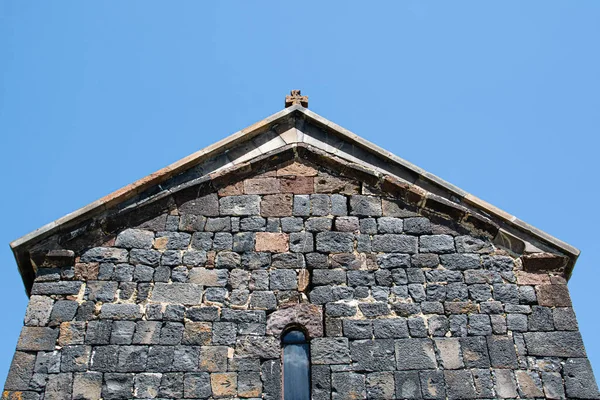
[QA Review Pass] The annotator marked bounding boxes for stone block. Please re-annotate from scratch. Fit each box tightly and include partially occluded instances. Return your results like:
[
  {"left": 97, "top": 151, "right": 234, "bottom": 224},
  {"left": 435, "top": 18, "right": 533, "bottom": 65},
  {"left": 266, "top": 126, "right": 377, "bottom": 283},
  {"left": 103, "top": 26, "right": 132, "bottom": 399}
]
[
  {"left": 220, "top": 195, "right": 261, "bottom": 215},
  {"left": 4, "top": 352, "right": 36, "bottom": 390},
  {"left": 434, "top": 338, "right": 463, "bottom": 370},
  {"left": 440, "top": 253, "right": 480, "bottom": 270},
  {"left": 515, "top": 370, "right": 544, "bottom": 398},
  {"left": 524, "top": 331, "right": 586, "bottom": 357},
  {"left": 289, "top": 232, "right": 314, "bottom": 253},
  {"left": 115, "top": 229, "right": 154, "bottom": 249},
  {"left": 419, "top": 370, "right": 446, "bottom": 399},
  {"left": 394, "top": 371, "right": 421, "bottom": 399},
  {"left": 81, "top": 247, "right": 128, "bottom": 263},
  {"left": 493, "top": 369, "right": 518, "bottom": 398},
  {"left": 350, "top": 195, "right": 382, "bottom": 216},
  {"left": 270, "top": 269, "right": 297, "bottom": 290},
  {"left": 134, "top": 373, "right": 162, "bottom": 399},
  {"left": 159, "top": 321, "right": 183, "bottom": 345},
  {"left": 150, "top": 282, "right": 203, "bottom": 305},
  {"left": 460, "top": 337, "right": 490, "bottom": 368},
  {"left": 280, "top": 216, "right": 304, "bottom": 232},
  {"left": 198, "top": 346, "right": 228, "bottom": 372},
  {"left": 395, "top": 338, "right": 437, "bottom": 370},
  {"left": 541, "top": 371, "right": 566, "bottom": 400},
  {"left": 24, "top": 295, "right": 54, "bottom": 327},
  {"left": 280, "top": 175, "right": 314, "bottom": 194},
  {"left": 244, "top": 178, "right": 280, "bottom": 194},
  {"left": 419, "top": 235, "right": 455, "bottom": 253},
  {"left": 262, "top": 359, "right": 282, "bottom": 399},
  {"left": 215, "top": 251, "right": 241, "bottom": 269},
  {"left": 133, "top": 321, "right": 162, "bottom": 345},
  {"left": 250, "top": 291, "right": 277, "bottom": 310},
  {"left": 236, "top": 335, "right": 279, "bottom": 359},
  {"left": 73, "top": 371, "right": 102, "bottom": 400},
  {"left": 372, "top": 234, "right": 418, "bottom": 253},
  {"left": 31, "top": 281, "right": 83, "bottom": 295},
  {"left": 184, "top": 372, "right": 211, "bottom": 398},
  {"left": 325, "top": 302, "right": 357, "bottom": 317},
  {"left": 445, "top": 370, "right": 476, "bottom": 400},
  {"left": 343, "top": 319, "right": 372, "bottom": 339},
  {"left": 316, "top": 232, "right": 354, "bottom": 253},
  {"left": 158, "top": 372, "right": 184, "bottom": 398},
  {"left": 487, "top": 335, "right": 518, "bottom": 368},
  {"left": 102, "top": 373, "right": 134, "bottom": 399},
  {"left": 61, "top": 345, "right": 92, "bottom": 372},
  {"left": 536, "top": 284, "right": 572, "bottom": 307},
  {"left": 261, "top": 193, "right": 293, "bottom": 217},
  {"left": 312, "top": 337, "right": 351, "bottom": 364},
  {"left": 46, "top": 373, "right": 74, "bottom": 400},
  {"left": 331, "top": 372, "right": 366, "bottom": 400},
  {"left": 255, "top": 232, "right": 289, "bottom": 253},
  {"left": 293, "top": 194, "right": 310, "bottom": 216},
  {"left": 350, "top": 339, "right": 396, "bottom": 371},
  {"left": 17, "top": 327, "right": 58, "bottom": 351},
  {"left": 205, "top": 217, "right": 231, "bottom": 232},
  {"left": 564, "top": 358, "right": 600, "bottom": 399}
]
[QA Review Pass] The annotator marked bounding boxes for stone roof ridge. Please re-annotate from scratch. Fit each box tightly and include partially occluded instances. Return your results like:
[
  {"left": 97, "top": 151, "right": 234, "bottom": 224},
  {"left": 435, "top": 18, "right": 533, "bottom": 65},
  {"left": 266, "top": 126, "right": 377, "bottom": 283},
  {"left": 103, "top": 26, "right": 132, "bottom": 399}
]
[{"left": 10, "top": 104, "right": 580, "bottom": 284}]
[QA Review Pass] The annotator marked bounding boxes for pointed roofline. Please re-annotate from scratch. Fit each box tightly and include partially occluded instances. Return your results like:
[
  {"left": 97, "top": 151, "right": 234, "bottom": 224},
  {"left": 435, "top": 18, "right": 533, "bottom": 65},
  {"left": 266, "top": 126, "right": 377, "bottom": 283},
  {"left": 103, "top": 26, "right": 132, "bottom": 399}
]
[{"left": 10, "top": 105, "right": 580, "bottom": 288}]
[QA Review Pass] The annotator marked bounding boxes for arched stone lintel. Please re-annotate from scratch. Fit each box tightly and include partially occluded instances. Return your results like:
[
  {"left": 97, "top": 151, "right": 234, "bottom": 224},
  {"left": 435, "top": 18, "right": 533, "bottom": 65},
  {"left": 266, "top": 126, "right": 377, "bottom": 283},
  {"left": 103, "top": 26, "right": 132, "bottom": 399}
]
[{"left": 267, "top": 304, "right": 323, "bottom": 339}]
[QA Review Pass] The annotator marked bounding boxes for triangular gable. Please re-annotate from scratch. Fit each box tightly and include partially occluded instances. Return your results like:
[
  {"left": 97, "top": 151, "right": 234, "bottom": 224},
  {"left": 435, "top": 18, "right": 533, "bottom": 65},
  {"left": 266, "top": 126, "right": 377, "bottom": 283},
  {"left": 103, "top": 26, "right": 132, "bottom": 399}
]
[{"left": 11, "top": 105, "right": 579, "bottom": 293}]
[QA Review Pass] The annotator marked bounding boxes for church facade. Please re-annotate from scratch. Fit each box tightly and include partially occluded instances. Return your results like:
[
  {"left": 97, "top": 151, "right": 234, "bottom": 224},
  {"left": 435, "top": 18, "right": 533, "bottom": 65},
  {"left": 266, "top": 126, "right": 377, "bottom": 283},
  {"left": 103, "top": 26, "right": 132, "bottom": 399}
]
[{"left": 4, "top": 92, "right": 598, "bottom": 399}]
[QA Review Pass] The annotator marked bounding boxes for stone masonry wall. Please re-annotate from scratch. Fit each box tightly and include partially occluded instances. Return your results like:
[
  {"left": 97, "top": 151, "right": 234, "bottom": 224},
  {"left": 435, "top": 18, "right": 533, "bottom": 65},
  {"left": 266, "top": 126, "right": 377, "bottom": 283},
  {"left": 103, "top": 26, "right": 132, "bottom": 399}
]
[{"left": 3, "top": 159, "right": 599, "bottom": 399}]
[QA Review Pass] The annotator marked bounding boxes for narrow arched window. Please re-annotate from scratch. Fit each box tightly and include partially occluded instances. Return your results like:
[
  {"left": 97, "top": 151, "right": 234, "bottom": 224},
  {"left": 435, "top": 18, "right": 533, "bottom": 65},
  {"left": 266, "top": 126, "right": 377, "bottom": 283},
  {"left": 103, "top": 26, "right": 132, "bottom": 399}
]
[{"left": 282, "top": 329, "right": 310, "bottom": 400}]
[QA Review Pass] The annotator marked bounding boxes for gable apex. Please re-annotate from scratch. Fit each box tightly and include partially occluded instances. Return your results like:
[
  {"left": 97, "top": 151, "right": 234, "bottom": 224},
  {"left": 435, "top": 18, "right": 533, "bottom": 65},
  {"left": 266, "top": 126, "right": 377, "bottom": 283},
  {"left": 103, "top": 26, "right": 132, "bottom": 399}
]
[{"left": 10, "top": 104, "right": 580, "bottom": 292}]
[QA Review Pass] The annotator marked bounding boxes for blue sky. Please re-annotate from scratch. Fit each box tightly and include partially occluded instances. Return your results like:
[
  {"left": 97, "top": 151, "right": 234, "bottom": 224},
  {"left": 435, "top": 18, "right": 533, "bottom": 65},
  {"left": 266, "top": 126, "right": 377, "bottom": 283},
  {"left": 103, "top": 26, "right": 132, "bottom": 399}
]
[{"left": 1, "top": 1, "right": 599, "bottom": 383}]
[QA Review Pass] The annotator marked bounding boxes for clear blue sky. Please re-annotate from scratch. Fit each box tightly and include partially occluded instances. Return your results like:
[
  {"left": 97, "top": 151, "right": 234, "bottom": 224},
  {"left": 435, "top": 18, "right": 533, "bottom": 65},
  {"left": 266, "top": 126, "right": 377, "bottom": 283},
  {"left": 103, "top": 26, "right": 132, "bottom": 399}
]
[{"left": 1, "top": 1, "right": 599, "bottom": 383}]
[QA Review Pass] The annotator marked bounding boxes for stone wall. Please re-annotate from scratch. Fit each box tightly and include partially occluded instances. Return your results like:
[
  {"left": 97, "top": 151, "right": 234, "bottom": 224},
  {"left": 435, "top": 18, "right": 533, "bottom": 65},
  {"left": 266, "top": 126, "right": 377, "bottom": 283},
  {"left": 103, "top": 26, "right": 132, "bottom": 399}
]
[{"left": 3, "top": 160, "right": 599, "bottom": 399}]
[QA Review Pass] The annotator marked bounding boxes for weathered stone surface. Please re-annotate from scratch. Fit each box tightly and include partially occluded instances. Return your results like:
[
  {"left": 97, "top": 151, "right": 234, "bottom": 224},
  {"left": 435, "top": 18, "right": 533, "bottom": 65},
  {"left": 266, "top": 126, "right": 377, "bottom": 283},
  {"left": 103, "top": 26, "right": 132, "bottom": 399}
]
[
  {"left": 312, "top": 337, "right": 351, "bottom": 364},
  {"left": 150, "top": 282, "right": 202, "bottom": 305},
  {"left": 4, "top": 351, "right": 36, "bottom": 390},
  {"left": 61, "top": 345, "right": 92, "bottom": 372},
  {"left": 350, "top": 195, "right": 382, "bottom": 216},
  {"left": 536, "top": 284, "right": 572, "bottom": 307},
  {"left": 434, "top": 338, "right": 463, "bottom": 370},
  {"left": 564, "top": 358, "right": 600, "bottom": 399},
  {"left": 255, "top": 232, "right": 289, "bottom": 253},
  {"left": 267, "top": 303, "right": 323, "bottom": 338},
  {"left": 236, "top": 335, "right": 279, "bottom": 359},
  {"left": 99, "top": 303, "right": 142, "bottom": 320},
  {"left": 331, "top": 372, "right": 366, "bottom": 400},
  {"left": 220, "top": 195, "right": 261, "bottom": 215},
  {"left": 524, "top": 331, "right": 586, "bottom": 357},
  {"left": 420, "top": 235, "right": 455, "bottom": 253},
  {"left": 24, "top": 295, "right": 54, "bottom": 327},
  {"left": 372, "top": 234, "right": 418, "bottom": 253},
  {"left": 199, "top": 346, "right": 228, "bottom": 372},
  {"left": 394, "top": 371, "right": 421, "bottom": 399},
  {"left": 102, "top": 372, "right": 134, "bottom": 399},
  {"left": 73, "top": 371, "right": 102, "bottom": 400},
  {"left": 31, "top": 281, "right": 83, "bottom": 295},
  {"left": 419, "top": 370, "right": 446, "bottom": 399},
  {"left": 444, "top": 370, "right": 476, "bottom": 400},
  {"left": 514, "top": 370, "right": 543, "bottom": 398},
  {"left": 115, "top": 229, "right": 154, "bottom": 249},
  {"left": 351, "top": 339, "right": 396, "bottom": 371},
  {"left": 46, "top": 373, "right": 74, "bottom": 400},
  {"left": 261, "top": 194, "right": 293, "bottom": 217},
  {"left": 395, "top": 339, "right": 437, "bottom": 370},
  {"left": 81, "top": 247, "right": 128, "bottom": 263},
  {"left": 17, "top": 327, "right": 58, "bottom": 351},
  {"left": 183, "top": 372, "right": 211, "bottom": 398}
]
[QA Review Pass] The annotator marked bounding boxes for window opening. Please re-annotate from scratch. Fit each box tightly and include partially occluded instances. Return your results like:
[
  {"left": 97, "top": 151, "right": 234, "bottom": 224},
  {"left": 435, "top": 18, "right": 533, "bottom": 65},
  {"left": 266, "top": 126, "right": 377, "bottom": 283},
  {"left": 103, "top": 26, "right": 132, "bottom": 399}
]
[{"left": 282, "top": 329, "right": 310, "bottom": 400}]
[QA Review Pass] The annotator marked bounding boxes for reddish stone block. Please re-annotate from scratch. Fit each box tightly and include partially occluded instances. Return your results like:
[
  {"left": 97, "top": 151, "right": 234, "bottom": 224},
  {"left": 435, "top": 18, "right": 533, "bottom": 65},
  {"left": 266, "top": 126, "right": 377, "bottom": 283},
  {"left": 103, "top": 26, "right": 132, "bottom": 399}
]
[
  {"left": 74, "top": 263, "right": 99, "bottom": 281},
  {"left": 314, "top": 172, "right": 360, "bottom": 194},
  {"left": 516, "top": 271, "right": 551, "bottom": 286},
  {"left": 218, "top": 181, "right": 244, "bottom": 197},
  {"left": 244, "top": 178, "right": 280, "bottom": 195},
  {"left": 277, "top": 162, "right": 318, "bottom": 177},
  {"left": 536, "top": 284, "right": 572, "bottom": 307},
  {"left": 255, "top": 233, "right": 289, "bottom": 253},
  {"left": 261, "top": 194, "right": 293, "bottom": 217},
  {"left": 521, "top": 253, "right": 568, "bottom": 272},
  {"left": 280, "top": 176, "right": 314, "bottom": 194}
]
